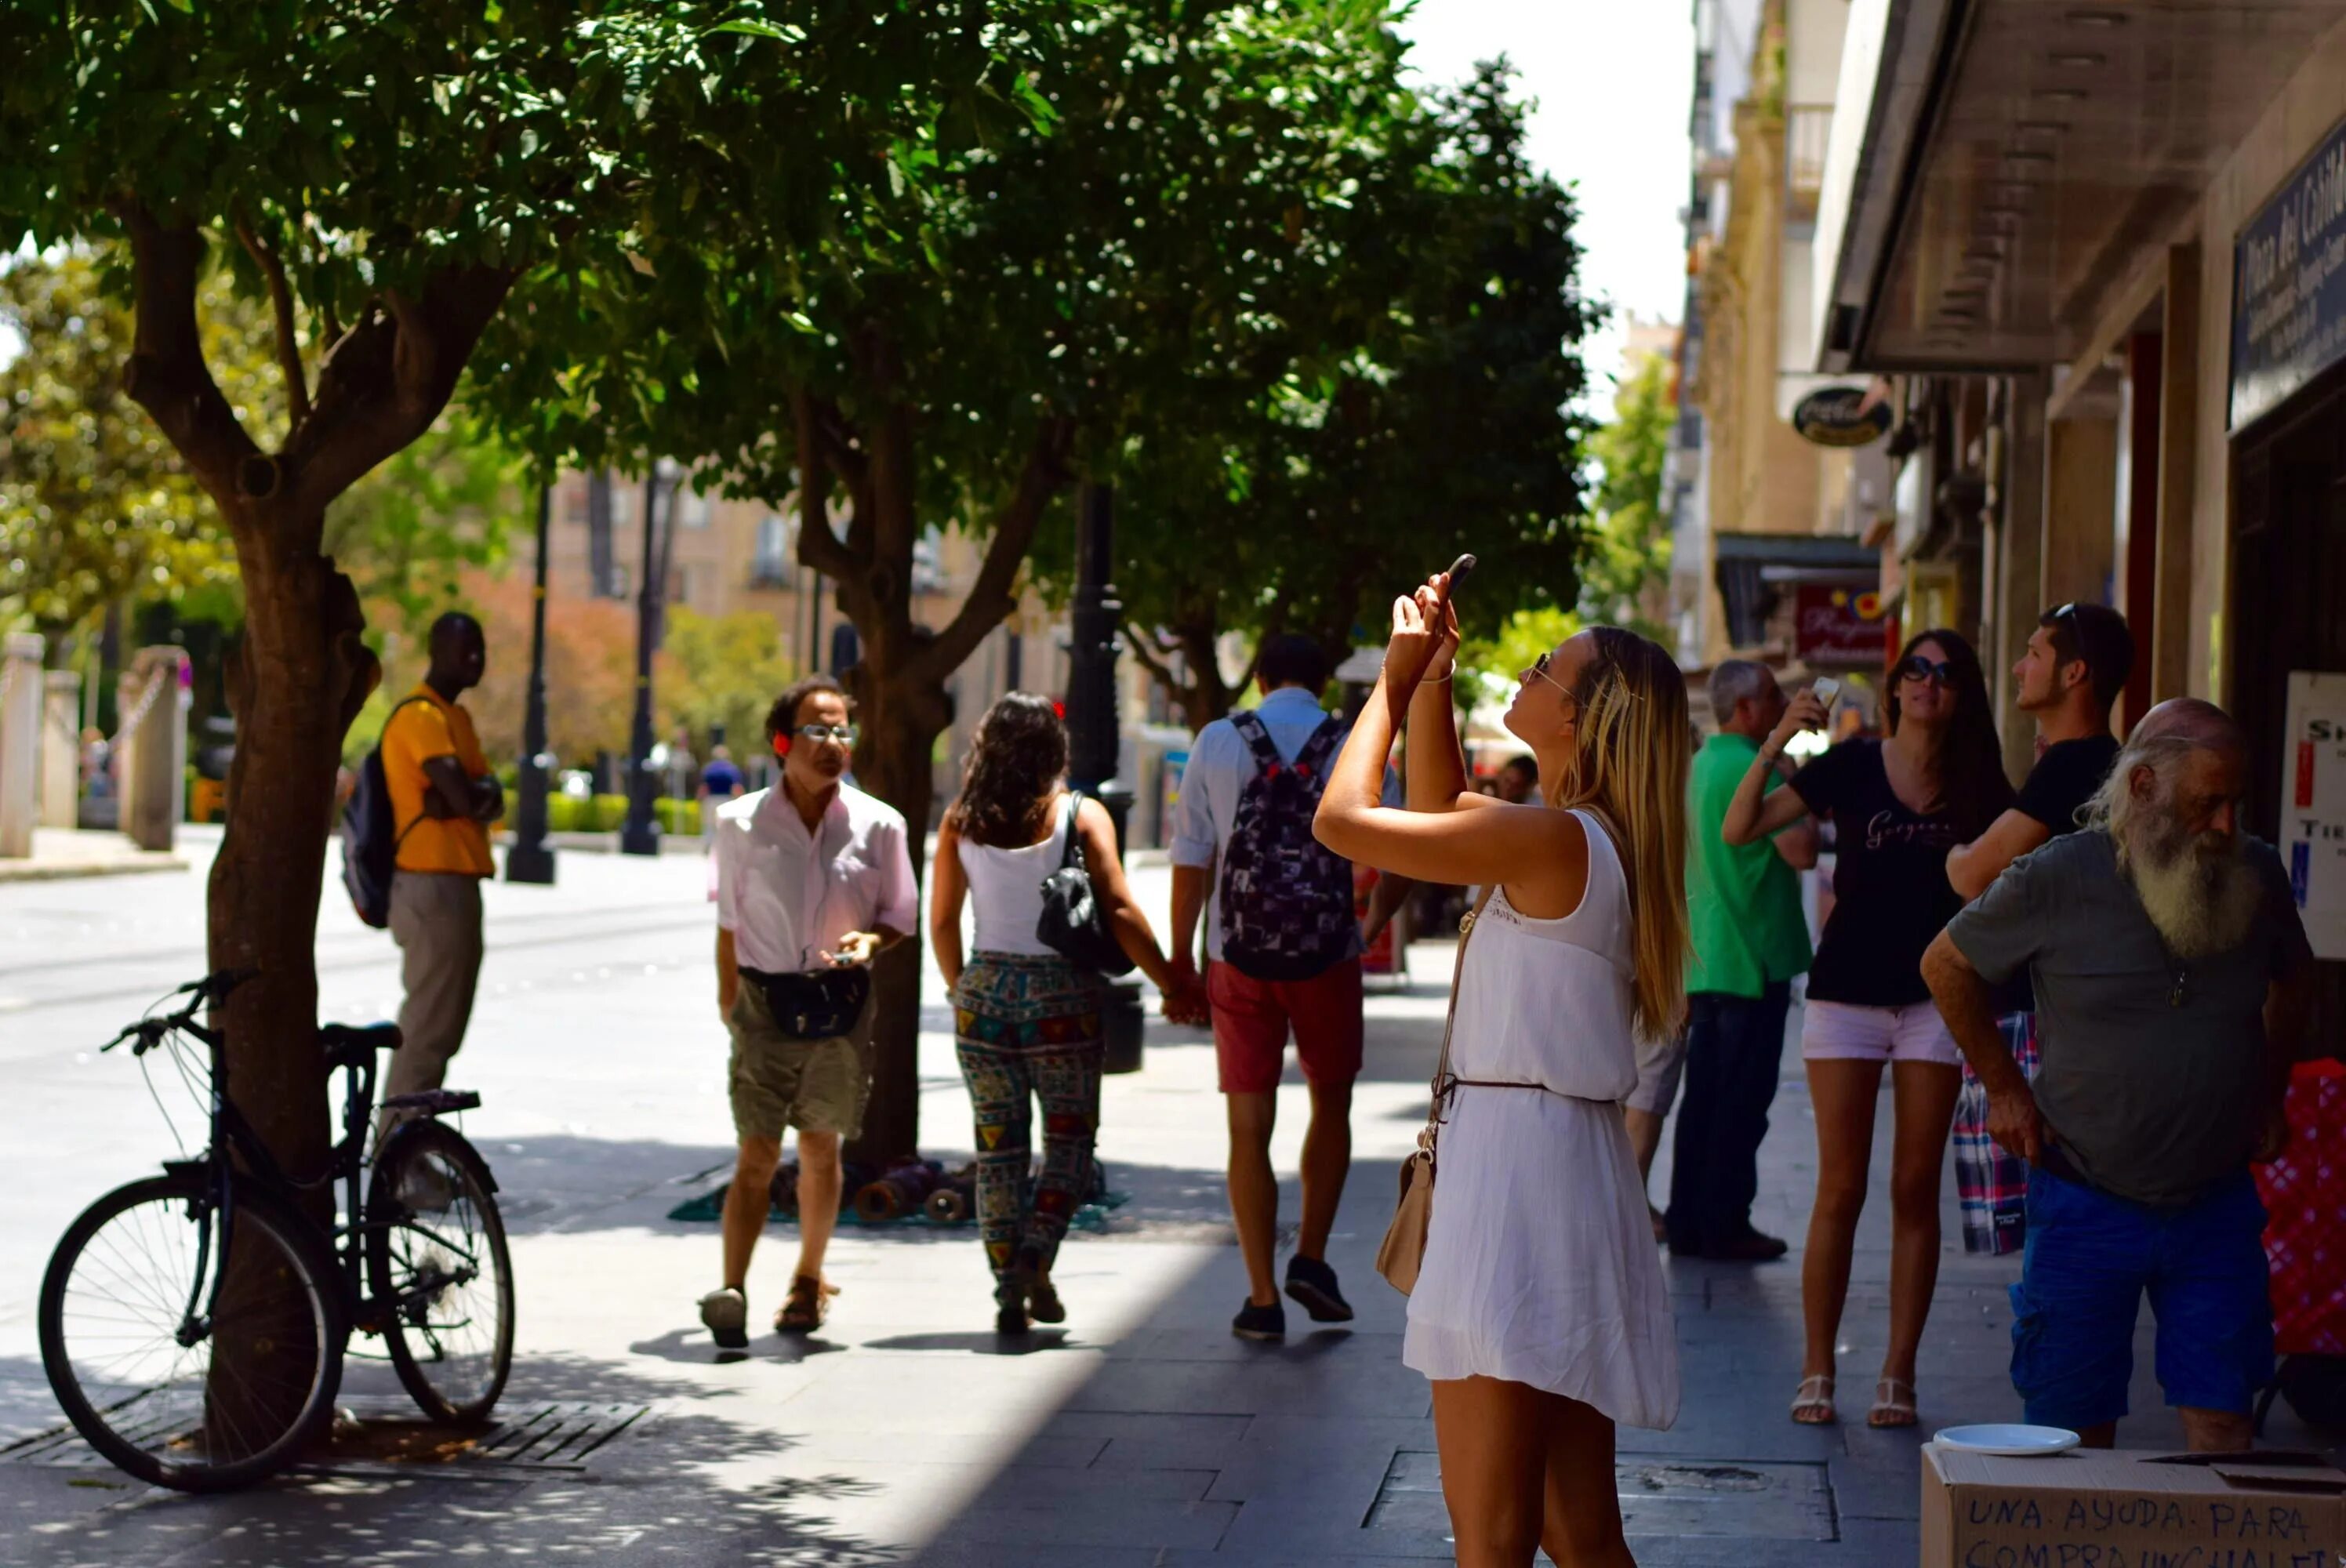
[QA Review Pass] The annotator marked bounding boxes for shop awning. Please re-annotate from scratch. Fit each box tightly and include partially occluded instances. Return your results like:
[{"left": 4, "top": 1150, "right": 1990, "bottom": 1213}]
[
  {"left": 1810, "top": 0, "right": 2346, "bottom": 375},
  {"left": 1713, "top": 533, "right": 1879, "bottom": 650}
]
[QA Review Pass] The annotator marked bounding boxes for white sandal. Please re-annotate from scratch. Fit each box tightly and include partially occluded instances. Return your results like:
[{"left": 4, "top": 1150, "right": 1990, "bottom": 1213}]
[
  {"left": 1868, "top": 1377, "right": 1917, "bottom": 1428},
  {"left": 1790, "top": 1374, "right": 1836, "bottom": 1425}
]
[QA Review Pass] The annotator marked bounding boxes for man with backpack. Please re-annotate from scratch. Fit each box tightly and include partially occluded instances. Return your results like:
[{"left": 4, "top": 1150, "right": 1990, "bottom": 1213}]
[
  {"left": 1168, "top": 633, "right": 1407, "bottom": 1341},
  {"left": 376, "top": 612, "right": 502, "bottom": 1110}
]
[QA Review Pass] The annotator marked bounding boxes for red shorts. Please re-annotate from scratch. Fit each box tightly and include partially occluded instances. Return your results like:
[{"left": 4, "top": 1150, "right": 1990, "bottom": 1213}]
[{"left": 1208, "top": 958, "right": 1364, "bottom": 1094}]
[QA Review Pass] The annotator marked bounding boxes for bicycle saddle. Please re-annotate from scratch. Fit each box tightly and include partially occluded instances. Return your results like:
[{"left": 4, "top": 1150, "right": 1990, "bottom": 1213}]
[{"left": 319, "top": 1022, "right": 404, "bottom": 1071}]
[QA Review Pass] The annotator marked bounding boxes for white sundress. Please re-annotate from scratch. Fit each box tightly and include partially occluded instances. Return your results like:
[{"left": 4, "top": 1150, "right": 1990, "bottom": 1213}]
[{"left": 1401, "top": 809, "right": 1681, "bottom": 1431}]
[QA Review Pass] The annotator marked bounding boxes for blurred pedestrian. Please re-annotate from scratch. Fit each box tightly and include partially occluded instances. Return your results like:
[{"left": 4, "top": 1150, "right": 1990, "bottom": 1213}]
[
  {"left": 1662, "top": 662, "right": 1817, "bottom": 1261},
  {"left": 1723, "top": 630, "right": 2013, "bottom": 1429},
  {"left": 699, "top": 676, "right": 917, "bottom": 1346},
  {"left": 929, "top": 694, "right": 1197, "bottom": 1334},
  {"left": 1924, "top": 699, "right": 2315, "bottom": 1451},
  {"left": 699, "top": 741, "right": 744, "bottom": 840},
  {"left": 378, "top": 612, "right": 502, "bottom": 1117},
  {"left": 1493, "top": 754, "right": 1538, "bottom": 804},
  {"left": 1168, "top": 633, "right": 1409, "bottom": 1341},
  {"left": 1317, "top": 575, "right": 1688, "bottom": 1568}
]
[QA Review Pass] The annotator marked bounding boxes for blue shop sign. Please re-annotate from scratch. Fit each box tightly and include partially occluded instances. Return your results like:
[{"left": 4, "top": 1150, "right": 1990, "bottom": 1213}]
[{"left": 2232, "top": 113, "right": 2346, "bottom": 432}]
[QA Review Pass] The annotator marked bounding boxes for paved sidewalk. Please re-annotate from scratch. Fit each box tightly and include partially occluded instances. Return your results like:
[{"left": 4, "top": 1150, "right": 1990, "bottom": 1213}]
[
  {"left": 0, "top": 826, "right": 186, "bottom": 884},
  {"left": 0, "top": 846, "right": 2331, "bottom": 1565}
]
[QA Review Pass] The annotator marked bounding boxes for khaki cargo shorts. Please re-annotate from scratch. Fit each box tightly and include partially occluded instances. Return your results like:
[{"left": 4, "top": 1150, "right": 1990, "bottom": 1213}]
[{"left": 726, "top": 981, "right": 872, "bottom": 1141}]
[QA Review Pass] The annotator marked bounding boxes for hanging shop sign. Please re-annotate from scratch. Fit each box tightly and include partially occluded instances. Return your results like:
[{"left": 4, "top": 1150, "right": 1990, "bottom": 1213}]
[
  {"left": 2231, "top": 112, "right": 2346, "bottom": 431},
  {"left": 2281, "top": 672, "right": 2346, "bottom": 961},
  {"left": 1795, "top": 585, "right": 1888, "bottom": 668},
  {"left": 1791, "top": 384, "right": 1894, "bottom": 448}
]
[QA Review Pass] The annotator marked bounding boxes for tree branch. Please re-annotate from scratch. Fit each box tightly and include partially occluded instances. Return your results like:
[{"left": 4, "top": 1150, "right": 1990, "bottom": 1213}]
[
  {"left": 112, "top": 203, "right": 261, "bottom": 512},
  {"left": 790, "top": 389, "right": 863, "bottom": 583},
  {"left": 234, "top": 212, "right": 310, "bottom": 430},
  {"left": 917, "top": 418, "right": 1075, "bottom": 683},
  {"left": 1122, "top": 619, "right": 1192, "bottom": 706}
]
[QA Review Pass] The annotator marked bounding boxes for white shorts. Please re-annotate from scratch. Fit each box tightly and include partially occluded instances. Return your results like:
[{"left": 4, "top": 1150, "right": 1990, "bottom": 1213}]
[{"left": 1799, "top": 999, "right": 1959, "bottom": 1066}]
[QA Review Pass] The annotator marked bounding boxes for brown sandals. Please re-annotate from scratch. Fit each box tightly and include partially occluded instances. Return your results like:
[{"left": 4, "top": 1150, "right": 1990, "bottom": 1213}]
[{"left": 775, "top": 1274, "right": 837, "bottom": 1334}]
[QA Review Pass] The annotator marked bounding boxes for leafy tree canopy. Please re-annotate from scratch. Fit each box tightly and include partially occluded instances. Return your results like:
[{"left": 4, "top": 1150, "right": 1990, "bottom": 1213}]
[{"left": 1051, "top": 61, "right": 1596, "bottom": 729}]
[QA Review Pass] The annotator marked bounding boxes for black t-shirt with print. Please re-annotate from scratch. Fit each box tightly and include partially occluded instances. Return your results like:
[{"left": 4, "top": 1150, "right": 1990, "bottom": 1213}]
[
  {"left": 2015, "top": 734, "right": 2121, "bottom": 837},
  {"left": 1789, "top": 739, "right": 1966, "bottom": 1008}
]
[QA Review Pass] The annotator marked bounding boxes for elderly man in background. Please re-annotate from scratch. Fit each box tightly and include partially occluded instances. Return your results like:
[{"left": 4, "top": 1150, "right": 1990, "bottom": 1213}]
[
  {"left": 1923, "top": 699, "right": 2314, "bottom": 1451},
  {"left": 1659, "top": 661, "right": 1818, "bottom": 1258}
]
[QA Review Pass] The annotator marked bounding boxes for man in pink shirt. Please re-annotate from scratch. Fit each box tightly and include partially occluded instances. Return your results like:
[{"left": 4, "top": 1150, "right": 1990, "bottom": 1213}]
[{"left": 699, "top": 676, "right": 917, "bottom": 1345}]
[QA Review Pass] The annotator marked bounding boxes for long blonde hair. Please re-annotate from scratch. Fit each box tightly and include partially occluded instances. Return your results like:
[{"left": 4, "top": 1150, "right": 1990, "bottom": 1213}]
[{"left": 1545, "top": 626, "right": 1691, "bottom": 1039}]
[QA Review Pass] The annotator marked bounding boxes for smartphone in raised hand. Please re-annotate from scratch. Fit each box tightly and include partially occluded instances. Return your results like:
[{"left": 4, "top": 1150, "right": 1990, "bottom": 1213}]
[
  {"left": 1441, "top": 554, "right": 1477, "bottom": 601},
  {"left": 1810, "top": 676, "right": 1841, "bottom": 709}
]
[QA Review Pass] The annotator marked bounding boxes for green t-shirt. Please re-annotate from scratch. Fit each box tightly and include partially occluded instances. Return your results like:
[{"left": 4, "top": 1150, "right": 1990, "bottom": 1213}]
[{"left": 1686, "top": 732, "right": 1813, "bottom": 997}]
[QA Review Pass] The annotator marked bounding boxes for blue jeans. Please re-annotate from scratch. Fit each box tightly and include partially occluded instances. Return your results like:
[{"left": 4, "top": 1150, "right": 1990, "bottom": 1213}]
[
  {"left": 2010, "top": 1167, "right": 2274, "bottom": 1428},
  {"left": 1664, "top": 984, "right": 1792, "bottom": 1252}
]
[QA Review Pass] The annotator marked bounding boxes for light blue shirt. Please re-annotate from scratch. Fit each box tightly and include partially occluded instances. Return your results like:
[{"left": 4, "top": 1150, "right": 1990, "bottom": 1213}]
[{"left": 1169, "top": 686, "right": 1393, "bottom": 961}]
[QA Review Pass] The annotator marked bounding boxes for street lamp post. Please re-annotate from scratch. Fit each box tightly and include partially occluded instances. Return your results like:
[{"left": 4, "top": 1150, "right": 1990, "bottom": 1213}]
[
  {"left": 506, "top": 483, "right": 557, "bottom": 884},
  {"left": 621, "top": 466, "right": 666, "bottom": 857},
  {"left": 1064, "top": 480, "right": 1142, "bottom": 1073}
]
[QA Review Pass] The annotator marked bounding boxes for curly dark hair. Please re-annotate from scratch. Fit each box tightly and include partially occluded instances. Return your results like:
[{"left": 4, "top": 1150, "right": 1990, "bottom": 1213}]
[
  {"left": 1886, "top": 627, "right": 2014, "bottom": 837},
  {"left": 950, "top": 692, "right": 1069, "bottom": 848}
]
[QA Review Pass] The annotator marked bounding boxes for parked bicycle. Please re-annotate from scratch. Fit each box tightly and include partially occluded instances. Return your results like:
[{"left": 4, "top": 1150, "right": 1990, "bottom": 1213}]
[{"left": 38, "top": 968, "right": 514, "bottom": 1491}]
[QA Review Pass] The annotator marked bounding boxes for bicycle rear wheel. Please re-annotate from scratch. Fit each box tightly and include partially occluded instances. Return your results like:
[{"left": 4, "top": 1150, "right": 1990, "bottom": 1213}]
[
  {"left": 365, "top": 1123, "right": 514, "bottom": 1423},
  {"left": 39, "top": 1175, "right": 343, "bottom": 1491}
]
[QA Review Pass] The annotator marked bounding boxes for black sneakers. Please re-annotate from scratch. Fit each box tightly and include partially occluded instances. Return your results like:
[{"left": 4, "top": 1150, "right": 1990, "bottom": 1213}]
[
  {"left": 1284, "top": 1255, "right": 1355, "bottom": 1323},
  {"left": 1231, "top": 1299, "right": 1287, "bottom": 1341}
]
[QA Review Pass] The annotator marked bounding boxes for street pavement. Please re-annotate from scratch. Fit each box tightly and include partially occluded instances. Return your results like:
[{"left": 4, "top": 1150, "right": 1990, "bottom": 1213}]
[{"left": 0, "top": 830, "right": 2331, "bottom": 1565}]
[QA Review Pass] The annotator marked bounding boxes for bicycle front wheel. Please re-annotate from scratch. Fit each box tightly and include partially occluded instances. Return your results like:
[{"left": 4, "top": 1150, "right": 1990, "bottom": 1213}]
[
  {"left": 365, "top": 1123, "right": 514, "bottom": 1423},
  {"left": 38, "top": 1175, "right": 344, "bottom": 1491}
]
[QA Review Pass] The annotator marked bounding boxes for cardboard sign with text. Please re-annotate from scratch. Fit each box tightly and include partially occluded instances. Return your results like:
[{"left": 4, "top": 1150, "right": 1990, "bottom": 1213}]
[{"left": 1922, "top": 1445, "right": 2346, "bottom": 1567}]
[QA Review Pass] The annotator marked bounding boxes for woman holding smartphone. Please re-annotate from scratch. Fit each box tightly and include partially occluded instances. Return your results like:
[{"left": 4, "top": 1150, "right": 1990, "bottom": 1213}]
[
  {"left": 1317, "top": 575, "right": 1689, "bottom": 1568},
  {"left": 1721, "top": 631, "right": 2013, "bottom": 1430},
  {"left": 929, "top": 693, "right": 1190, "bottom": 1334}
]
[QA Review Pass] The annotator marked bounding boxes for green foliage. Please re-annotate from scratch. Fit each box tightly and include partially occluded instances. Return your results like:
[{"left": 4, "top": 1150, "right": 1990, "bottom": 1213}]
[
  {"left": 653, "top": 797, "right": 701, "bottom": 836},
  {"left": 329, "top": 414, "right": 525, "bottom": 641},
  {"left": 656, "top": 606, "right": 795, "bottom": 760},
  {"left": 1062, "top": 62, "right": 1596, "bottom": 727},
  {"left": 0, "top": 252, "right": 260, "bottom": 633},
  {"left": 1577, "top": 352, "right": 1676, "bottom": 641}
]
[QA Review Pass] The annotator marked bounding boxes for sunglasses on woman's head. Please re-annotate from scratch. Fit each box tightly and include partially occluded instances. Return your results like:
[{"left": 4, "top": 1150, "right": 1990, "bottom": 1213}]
[{"left": 1896, "top": 655, "right": 1956, "bottom": 687}]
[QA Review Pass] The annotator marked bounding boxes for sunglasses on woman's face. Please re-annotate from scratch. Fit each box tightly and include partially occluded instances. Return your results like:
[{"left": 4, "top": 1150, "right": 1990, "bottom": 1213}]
[
  {"left": 1896, "top": 655, "right": 1956, "bottom": 688},
  {"left": 1523, "top": 649, "right": 1576, "bottom": 704}
]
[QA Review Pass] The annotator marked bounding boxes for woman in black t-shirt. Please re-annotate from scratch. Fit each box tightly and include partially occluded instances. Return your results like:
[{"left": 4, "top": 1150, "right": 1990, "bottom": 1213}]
[{"left": 1721, "top": 630, "right": 2014, "bottom": 1432}]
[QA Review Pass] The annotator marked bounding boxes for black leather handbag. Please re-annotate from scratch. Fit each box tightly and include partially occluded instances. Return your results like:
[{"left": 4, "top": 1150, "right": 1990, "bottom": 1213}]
[
  {"left": 1035, "top": 794, "right": 1137, "bottom": 978},
  {"left": 743, "top": 965, "right": 872, "bottom": 1040}
]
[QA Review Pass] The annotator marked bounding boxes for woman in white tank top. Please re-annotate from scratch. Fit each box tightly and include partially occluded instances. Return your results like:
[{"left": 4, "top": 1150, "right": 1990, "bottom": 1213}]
[
  {"left": 929, "top": 694, "right": 1189, "bottom": 1335},
  {"left": 1316, "top": 575, "right": 1693, "bottom": 1568}
]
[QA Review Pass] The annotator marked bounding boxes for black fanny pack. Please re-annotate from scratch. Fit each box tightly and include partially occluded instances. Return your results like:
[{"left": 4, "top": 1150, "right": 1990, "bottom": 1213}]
[{"left": 742, "top": 965, "right": 871, "bottom": 1040}]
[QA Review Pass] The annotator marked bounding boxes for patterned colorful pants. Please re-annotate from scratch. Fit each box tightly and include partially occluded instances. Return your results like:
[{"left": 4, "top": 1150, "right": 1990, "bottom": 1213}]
[{"left": 953, "top": 954, "right": 1105, "bottom": 1301}]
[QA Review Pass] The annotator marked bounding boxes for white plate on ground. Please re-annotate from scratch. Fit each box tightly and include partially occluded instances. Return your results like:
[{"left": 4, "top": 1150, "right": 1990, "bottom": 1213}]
[{"left": 1933, "top": 1425, "right": 2080, "bottom": 1457}]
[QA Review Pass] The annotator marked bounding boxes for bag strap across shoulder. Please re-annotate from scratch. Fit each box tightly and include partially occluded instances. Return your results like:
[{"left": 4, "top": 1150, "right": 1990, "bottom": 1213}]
[
  {"left": 1418, "top": 884, "right": 1498, "bottom": 1167},
  {"left": 380, "top": 694, "right": 440, "bottom": 848},
  {"left": 1055, "top": 790, "right": 1085, "bottom": 872}
]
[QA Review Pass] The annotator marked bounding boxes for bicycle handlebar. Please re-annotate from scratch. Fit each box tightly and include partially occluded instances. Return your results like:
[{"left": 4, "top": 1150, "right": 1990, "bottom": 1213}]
[{"left": 104, "top": 969, "right": 259, "bottom": 1053}]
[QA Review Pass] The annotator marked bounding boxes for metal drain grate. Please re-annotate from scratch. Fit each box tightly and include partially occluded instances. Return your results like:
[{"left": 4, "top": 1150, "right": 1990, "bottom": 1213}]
[{"left": 2, "top": 1399, "right": 656, "bottom": 1481}]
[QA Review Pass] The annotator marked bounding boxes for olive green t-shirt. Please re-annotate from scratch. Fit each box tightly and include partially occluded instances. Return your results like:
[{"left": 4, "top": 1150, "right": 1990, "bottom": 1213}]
[
  {"left": 1945, "top": 829, "right": 2312, "bottom": 1208},
  {"left": 1686, "top": 733, "right": 1813, "bottom": 997}
]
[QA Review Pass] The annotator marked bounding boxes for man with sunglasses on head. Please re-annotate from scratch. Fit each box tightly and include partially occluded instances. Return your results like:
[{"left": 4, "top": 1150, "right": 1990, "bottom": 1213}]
[
  {"left": 1946, "top": 602, "right": 2135, "bottom": 900},
  {"left": 699, "top": 674, "right": 917, "bottom": 1346}
]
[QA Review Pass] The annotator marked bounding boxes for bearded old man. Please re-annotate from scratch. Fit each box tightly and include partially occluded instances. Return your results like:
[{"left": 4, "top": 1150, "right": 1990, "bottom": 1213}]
[{"left": 1922, "top": 699, "right": 2315, "bottom": 1451}]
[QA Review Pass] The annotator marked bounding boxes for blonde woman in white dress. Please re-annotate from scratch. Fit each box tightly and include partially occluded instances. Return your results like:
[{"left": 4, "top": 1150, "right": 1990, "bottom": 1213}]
[{"left": 1316, "top": 575, "right": 1690, "bottom": 1568}]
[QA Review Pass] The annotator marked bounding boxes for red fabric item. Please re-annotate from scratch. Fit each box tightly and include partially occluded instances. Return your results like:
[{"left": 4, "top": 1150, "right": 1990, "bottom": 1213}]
[{"left": 2257, "top": 1061, "right": 2346, "bottom": 1356}]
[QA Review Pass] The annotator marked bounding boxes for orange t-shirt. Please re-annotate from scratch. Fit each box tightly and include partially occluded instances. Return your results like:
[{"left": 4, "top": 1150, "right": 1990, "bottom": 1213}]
[{"left": 380, "top": 684, "right": 494, "bottom": 877}]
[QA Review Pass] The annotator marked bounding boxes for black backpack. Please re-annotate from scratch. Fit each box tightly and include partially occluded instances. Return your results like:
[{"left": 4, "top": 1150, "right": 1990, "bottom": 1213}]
[
  {"left": 1218, "top": 710, "right": 1356, "bottom": 982},
  {"left": 341, "top": 695, "right": 434, "bottom": 929}
]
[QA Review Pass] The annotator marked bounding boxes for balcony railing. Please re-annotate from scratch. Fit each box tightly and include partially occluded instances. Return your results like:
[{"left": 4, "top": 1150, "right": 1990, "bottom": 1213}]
[{"left": 1785, "top": 103, "right": 1832, "bottom": 220}]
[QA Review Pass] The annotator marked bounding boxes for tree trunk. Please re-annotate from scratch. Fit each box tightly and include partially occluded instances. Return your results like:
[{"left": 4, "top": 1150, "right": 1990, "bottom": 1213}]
[
  {"left": 839, "top": 659, "right": 951, "bottom": 1167},
  {"left": 205, "top": 513, "right": 377, "bottom": 1448}
]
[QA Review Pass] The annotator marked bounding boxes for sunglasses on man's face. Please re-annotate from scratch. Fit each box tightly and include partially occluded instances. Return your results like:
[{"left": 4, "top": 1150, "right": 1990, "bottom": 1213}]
[
  {"left": 1896, "top": 655, "right": 1956, "bottom": 688},
  {"left": 794, "top": 724, "right": 859, "bottom": 746}
]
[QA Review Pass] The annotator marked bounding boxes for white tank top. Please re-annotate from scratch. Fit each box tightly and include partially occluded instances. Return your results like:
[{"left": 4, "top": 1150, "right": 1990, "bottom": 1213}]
[
  {"left": 957, "top": 794, "right": 1074, "bottom": 957},
  {"left": 1447, "top": 808, "right": 1640, "bottom": 1102}
]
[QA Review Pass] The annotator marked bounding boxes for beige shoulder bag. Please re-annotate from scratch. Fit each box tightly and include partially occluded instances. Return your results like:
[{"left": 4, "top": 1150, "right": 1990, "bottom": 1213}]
[{"left": 1375, "top": 885, "right": 1496, "bottom": 1295}]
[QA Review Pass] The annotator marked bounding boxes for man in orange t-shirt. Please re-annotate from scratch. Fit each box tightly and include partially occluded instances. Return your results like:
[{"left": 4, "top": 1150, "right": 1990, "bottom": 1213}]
[{"left": 378, "top": 612, "right": 502, "bottom": 1108}]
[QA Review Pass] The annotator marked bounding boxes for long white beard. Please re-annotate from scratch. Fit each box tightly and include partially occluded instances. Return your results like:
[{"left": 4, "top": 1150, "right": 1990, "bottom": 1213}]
[{"left": 2122, "top": 826, "right": 2261, "bottom": 960}]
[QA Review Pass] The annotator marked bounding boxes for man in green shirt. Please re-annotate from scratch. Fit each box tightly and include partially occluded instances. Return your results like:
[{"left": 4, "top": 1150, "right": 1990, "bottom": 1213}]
[{"left": 1664, "top": 661, "right": 1818, "bottom": 1260}]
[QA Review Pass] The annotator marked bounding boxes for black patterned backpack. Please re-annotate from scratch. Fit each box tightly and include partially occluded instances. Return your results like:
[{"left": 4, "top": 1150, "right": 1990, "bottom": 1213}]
[{"left": 1218, "top": 711, "right": 1356, "bottom": 982}]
